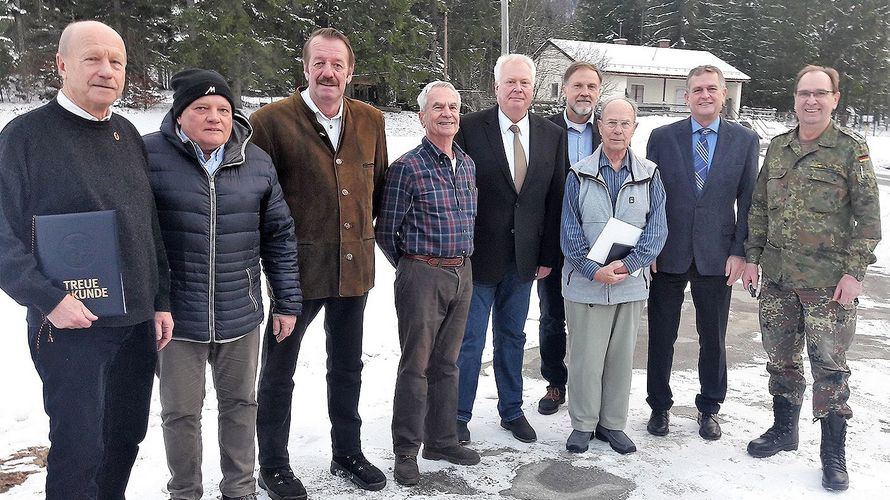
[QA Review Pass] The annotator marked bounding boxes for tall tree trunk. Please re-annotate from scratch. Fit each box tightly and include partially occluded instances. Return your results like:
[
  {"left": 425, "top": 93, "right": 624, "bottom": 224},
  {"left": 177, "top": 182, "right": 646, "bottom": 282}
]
[{"left": 13, "top": 0, "right": 25, "bottom": 53}]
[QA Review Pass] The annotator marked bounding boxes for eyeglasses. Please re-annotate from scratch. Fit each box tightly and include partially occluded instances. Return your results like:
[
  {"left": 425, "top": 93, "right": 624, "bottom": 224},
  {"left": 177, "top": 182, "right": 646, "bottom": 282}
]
[
  {"left": 602, "top": 120, "right": 634, "bottom": 130},
  {"left": 795, "top": 89, "right": 835, "bottom": 99}
]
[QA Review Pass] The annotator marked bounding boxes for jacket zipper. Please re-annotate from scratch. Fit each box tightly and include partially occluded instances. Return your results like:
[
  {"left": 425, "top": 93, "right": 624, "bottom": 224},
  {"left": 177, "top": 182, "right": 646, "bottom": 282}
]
[
  {"left": 190, "top": 117, "right": 250, "bottom": 343},
  {"left": 246, "top": 268, "right": 259, "bottom": 311},
  {"left": 208, "top": 175, "right": 217, "bottom": 342}
]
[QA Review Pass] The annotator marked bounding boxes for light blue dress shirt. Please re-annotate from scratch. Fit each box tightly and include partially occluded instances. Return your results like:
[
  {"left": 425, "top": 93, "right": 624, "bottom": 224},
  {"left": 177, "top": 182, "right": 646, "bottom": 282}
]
[
  {"left": 177, "top": 126, "right": 225, "bottom": 176},
  {"left": 565, "top": 110, "right": 595, "bottom": 165},
  {"left": 691, "top": 116, "right": 720, "bottom": 170}
]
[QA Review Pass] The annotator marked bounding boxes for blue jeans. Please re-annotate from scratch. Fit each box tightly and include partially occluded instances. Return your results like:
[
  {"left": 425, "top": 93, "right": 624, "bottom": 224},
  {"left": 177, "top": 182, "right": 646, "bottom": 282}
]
[{"left": 457, "top": 266, "right": 533, "bottom": 422}]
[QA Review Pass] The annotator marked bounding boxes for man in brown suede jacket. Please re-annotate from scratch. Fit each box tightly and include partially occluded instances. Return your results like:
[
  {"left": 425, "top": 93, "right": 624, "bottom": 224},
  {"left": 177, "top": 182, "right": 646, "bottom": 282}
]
[{"left": 249, "top": 27, "right": 388, "bottom": 499}]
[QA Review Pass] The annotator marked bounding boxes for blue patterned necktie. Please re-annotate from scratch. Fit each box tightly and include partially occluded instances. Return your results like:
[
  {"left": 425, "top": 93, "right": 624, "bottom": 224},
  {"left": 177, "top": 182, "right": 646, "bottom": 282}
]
[{"left": 694, "top": 128, "right": 713, "bottom": 192}]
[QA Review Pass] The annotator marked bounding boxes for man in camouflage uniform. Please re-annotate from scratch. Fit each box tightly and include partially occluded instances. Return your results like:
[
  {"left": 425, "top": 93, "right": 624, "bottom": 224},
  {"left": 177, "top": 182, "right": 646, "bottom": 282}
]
[{"left": 742, "top": 65, "right": 881, "bottom": 492}]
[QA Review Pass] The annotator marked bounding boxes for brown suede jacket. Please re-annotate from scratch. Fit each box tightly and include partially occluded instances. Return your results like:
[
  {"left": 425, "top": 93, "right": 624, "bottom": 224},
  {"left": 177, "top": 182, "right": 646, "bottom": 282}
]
[{"left": 250, "top": 90, "right": 387, "bottom": 300}]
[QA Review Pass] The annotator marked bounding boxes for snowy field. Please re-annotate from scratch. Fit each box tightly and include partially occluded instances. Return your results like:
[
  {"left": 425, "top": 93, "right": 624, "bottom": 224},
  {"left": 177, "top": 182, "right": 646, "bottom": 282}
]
[{"left": 0, "top": 101, "right": 889, "bottom": 499}]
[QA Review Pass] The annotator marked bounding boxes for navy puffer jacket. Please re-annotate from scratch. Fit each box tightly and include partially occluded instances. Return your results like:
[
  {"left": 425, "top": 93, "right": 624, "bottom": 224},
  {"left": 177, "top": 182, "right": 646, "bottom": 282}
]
[{"left": 144, "top": 110, "right": 302, "bottom": 342}]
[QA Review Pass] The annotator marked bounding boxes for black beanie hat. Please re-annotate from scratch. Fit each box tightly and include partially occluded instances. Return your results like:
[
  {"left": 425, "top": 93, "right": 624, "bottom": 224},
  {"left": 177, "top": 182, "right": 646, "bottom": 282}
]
[{"left": 171, "top": 68, "right": 235, "bottom": 118}]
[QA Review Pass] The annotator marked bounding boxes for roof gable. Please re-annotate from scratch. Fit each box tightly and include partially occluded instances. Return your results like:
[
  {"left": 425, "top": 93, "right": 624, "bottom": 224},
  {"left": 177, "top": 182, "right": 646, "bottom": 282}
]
[{"left": 545, "top": 39, "right": 750, "bottom": 81}]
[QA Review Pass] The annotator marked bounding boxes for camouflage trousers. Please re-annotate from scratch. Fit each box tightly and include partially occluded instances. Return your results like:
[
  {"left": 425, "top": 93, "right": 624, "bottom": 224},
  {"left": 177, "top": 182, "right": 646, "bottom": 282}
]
[{"left": 758, "top": 279, "right": 856, "bottom": 418}]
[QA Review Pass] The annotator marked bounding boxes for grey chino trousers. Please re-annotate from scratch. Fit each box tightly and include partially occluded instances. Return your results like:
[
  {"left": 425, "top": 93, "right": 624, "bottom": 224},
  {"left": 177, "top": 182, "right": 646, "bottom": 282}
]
[
  {"left": 565, "top": 300, "right": 644, "bottom": 432},
  {"left": 158, "top": 328, "right": 260, "bottom": 500},
  {"left": 392, "top": 258, "right": 473, "bottom": 455}
]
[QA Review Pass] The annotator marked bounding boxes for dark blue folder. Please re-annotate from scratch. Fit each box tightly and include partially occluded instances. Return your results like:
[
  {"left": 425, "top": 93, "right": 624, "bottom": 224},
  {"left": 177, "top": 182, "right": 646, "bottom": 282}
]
[{"left": 34, "top": 210, "right": 127, "bottom": 317}]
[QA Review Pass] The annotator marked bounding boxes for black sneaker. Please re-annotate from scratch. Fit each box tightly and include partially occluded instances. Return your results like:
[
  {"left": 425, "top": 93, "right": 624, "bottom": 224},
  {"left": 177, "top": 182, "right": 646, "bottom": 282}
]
[
  {"left": 258, "top": 466, "right": 307, "bottom": 500},
  {"left": 331, "top": 453, "right": 386, "bottom": 491},
  {"left": 500, "top": 415, "right": 537, "bottom": 443}
]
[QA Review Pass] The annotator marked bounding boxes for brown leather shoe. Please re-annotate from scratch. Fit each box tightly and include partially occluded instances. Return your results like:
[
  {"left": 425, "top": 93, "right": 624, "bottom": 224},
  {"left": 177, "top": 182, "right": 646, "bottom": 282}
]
[{"left": 537, "top": 386, "right": 566, "bottom": 415}]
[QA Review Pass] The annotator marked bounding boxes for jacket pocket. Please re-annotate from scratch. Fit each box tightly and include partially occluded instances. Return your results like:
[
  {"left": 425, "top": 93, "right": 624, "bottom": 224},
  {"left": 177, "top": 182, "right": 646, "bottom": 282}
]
[
  {"left": 246, "top": 268, "right": 259, "bottom": 312},
  {"left": 803, "top": 165, "right": 846, "bottom": 213},
  {"left": 766, "top": 167, "right": 788, "bottom": 210}
]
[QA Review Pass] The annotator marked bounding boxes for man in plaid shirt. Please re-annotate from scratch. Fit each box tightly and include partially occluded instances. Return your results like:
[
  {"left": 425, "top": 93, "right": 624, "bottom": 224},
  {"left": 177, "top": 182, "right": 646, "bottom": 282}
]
[{"left": 376, "top": 81, "right": 481, "bottom": 486}]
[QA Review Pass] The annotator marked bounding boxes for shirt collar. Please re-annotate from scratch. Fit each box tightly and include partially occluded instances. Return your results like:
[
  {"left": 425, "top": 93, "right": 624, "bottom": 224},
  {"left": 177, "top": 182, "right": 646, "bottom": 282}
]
[
  {"left": 421, "top": 136, "right": 449, "bottom": 158},
  {"left": 691, "top": 116, "right": 721, "bottom": 134},
  {"left": 57, "top": 90, "right": 113, "bottom": 121},
  {"left": 598, "top": 150, "right": 630, "bottom": 172},
  {"left": 421, "top": 136, "right": 468, "bottom": 163},
  {"left": 498, "top": 107, "right": 530, "bottom": 136},
  {"left": 788, "top": 121, "right": 839, "bottom": 149},
  {"left": 176, "top": 125, "right": 226, "bottom": 166},
  {"left": 564, "top": 109, "right": 595, "bottom": 133},
  {"left": 301, "top": 87, "right": 343, "bottom": 121}
]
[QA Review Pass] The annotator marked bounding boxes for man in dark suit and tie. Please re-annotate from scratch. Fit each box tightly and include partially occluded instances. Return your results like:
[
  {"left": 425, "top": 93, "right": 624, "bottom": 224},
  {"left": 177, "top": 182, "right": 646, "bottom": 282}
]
[
  {"left": 644, "top": 65, "right": 759, "bottom": 440},
  {"left": 537, "top": 61, "right": 603, "bottom": 416},
  {"left": 454, "top": 54, "right": 568, "bottom": 443}
]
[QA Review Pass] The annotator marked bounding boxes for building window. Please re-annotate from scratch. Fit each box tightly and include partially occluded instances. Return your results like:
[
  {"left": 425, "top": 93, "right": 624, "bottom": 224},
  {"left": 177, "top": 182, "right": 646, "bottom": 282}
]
[
  {"left": 551, "top": 83, "right": 559, "bottom": 98},
  {"left": 631, "top": 84, "right": 644, "bottom": 103}
]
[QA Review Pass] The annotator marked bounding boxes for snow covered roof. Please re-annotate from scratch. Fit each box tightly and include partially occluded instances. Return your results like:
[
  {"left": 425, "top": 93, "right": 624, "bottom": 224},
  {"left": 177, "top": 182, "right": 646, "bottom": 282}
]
[{"left": 545, "top": 39, "right": 750, "bottom": 81}]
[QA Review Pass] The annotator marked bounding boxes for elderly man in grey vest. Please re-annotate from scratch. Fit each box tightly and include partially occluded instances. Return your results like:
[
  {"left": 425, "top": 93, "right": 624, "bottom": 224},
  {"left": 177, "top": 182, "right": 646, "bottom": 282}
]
[{"left": 560, "top": 97, "right": 667, "bottom": 455}]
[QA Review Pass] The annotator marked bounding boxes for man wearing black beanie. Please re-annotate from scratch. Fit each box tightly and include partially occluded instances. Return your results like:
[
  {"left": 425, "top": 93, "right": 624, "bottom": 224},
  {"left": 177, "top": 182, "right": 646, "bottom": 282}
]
[
  {"left": 170, "top": 68, "right": 236, "bottom": 121},
  {"left": 145, "top": 68, "right": 302, "bottom": 500}
]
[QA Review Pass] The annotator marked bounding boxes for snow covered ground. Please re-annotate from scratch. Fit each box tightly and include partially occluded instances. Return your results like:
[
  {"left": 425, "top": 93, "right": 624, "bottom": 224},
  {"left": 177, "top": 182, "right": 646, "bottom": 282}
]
[{"left": 0, "top": 102, "right": 888, "bottom": 499}]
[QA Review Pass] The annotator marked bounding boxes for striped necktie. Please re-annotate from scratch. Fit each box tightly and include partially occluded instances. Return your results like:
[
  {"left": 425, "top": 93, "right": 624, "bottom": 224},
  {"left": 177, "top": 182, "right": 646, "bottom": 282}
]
[{"left": 694, "top": 128, "right": 713, "bottom": 192}]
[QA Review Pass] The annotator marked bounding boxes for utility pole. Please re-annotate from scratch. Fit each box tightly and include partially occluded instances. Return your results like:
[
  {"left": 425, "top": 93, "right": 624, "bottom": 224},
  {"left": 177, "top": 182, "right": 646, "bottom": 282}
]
[
  {"left": 444, "top": 9, "right": 449, "bottom": 79},
  {"left": 500, "top": 0, "right": 509, "bottom": 55}
]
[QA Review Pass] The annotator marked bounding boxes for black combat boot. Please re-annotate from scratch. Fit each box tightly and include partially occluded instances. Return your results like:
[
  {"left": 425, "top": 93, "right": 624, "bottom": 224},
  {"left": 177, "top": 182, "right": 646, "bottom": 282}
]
[
  {"left": 747, "top": 395, "right": 801, "bottom": 458},
  {"left": 820, "top": 413, "right": 849, "bottom": 491}
]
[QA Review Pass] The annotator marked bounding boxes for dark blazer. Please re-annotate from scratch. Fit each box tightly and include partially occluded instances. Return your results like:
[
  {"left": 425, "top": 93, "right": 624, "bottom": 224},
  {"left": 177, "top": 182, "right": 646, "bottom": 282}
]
[
  {"left": 646, "top": 117, "right": 759, "bottom": 276},
  {"left": 456, "top": 106, "right": 568, "bottom": 284},
  {"left": 547, "top": 111, "right": 601, "bottom": 170}
]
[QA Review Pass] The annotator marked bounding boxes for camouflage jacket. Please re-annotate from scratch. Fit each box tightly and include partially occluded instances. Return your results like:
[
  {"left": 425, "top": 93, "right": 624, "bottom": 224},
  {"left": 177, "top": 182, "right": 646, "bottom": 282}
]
[{"left": 745, "top": 121, "right": 881, "bottom": 287}]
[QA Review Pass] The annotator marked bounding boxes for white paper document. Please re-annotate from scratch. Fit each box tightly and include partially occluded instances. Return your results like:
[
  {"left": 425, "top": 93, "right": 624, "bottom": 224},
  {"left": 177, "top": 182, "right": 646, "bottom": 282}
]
[{"left": 586, "top": 217, "right": 643, "bottom": 266}]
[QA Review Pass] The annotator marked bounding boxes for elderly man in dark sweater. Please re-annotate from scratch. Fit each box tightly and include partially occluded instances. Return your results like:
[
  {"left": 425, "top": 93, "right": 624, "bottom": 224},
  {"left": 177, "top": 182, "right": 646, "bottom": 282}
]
[{"left": 0, "top": 21, "right": 172, "bottom": 500}]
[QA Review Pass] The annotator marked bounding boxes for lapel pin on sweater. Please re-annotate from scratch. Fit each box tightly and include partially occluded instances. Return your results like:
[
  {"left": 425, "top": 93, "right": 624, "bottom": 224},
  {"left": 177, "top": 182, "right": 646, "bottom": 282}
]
[{"left": 113, "top": 131, "right": 120, "bottom": 141}]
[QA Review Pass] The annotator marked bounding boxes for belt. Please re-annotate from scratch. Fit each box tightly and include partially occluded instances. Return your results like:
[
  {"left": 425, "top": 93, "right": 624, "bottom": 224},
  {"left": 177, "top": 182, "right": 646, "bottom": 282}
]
[{"left": 404, "top": 254, "right": 465, "bottom": 268}]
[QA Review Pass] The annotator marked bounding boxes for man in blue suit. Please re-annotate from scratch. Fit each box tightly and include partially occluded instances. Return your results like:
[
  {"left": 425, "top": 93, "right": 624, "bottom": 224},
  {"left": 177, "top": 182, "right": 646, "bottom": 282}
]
[{"left": 644, "top": 65, "right": 759, "bottom": 440}]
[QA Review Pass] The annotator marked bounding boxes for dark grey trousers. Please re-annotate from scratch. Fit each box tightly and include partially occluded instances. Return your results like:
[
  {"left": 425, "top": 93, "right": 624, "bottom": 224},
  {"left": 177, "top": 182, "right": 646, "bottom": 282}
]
[
  {"left": 158, "top": 329, "right": 260, "bottom": 500},
  {"left": 392, "top": 258, "right": 473, "bottom": 455}
]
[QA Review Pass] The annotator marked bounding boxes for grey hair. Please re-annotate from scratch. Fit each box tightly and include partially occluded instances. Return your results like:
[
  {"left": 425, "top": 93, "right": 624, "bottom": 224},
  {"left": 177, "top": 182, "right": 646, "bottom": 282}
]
[
  {"left": 686, "top": 64, "right": 726, "bottom": 89},
  {"left": 494, "top": 54, "right": 536, "bottom": 84},
  {"left": 599, "top": 96, "right": 639, "bottom": 120},
  {"left": 417, "top": 80, "right": 461, "bottom": 110}
]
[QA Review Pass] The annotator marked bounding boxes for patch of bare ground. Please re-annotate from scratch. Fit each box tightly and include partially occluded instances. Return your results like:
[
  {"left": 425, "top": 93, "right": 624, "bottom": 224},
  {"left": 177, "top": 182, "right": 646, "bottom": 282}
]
[{"left": 0, "top": 446, "right": 47, "bottom": 493}]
